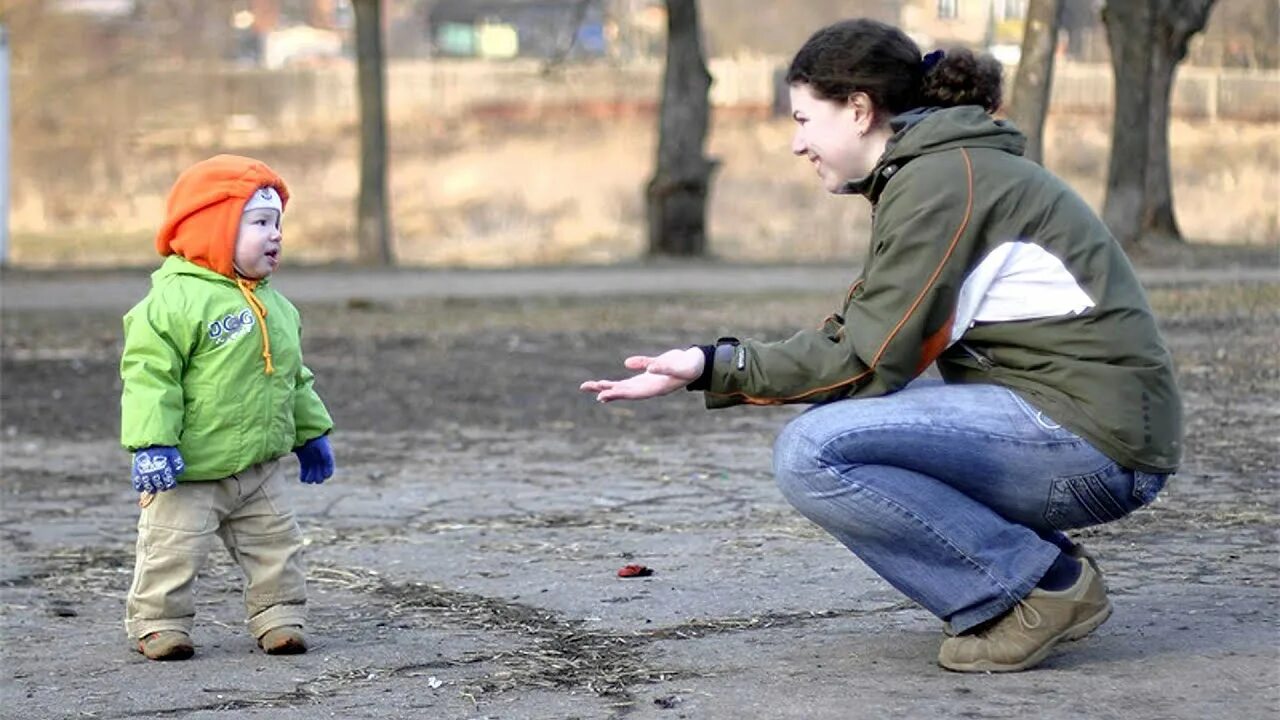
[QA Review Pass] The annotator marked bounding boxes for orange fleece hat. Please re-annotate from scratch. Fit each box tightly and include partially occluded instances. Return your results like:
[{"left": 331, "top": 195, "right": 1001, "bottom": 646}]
[{"left": 155, "top": 155, "right": 290, "bottom": 278}]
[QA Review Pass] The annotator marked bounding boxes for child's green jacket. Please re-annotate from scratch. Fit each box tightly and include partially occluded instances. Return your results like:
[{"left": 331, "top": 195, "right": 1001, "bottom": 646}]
[{"left": 121, "top": 255, "right": 333, "bottom": 480}]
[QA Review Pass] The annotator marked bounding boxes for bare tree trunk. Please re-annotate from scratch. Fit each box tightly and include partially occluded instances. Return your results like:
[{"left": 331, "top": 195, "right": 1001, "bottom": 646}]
[
  {"left": 1101, "top": 0, "right": 1155, "bottom": 249},
  {"left": 1007, "top": 0, "right": 1062, "bottom": 164},
  {"left": 646, "top": 0, "right": 715, "bottom": 257},
  {"left": 353, "top": 0, "right": 393, "bottom": 265},
  {"left": 1143, "top": 0, "right": 1218, "bottom": 243},
  {"left": 1142, "top": 40, "right": 1181, "bottom": 242}
]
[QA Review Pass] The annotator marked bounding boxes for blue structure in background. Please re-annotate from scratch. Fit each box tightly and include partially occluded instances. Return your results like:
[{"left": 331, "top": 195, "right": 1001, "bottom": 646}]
[{"left": 428, "top": 0, "right": 609, "bottom": 60}]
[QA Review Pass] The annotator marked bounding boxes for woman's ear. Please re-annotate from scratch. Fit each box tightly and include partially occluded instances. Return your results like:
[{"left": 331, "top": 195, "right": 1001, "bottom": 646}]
[{"left": 846, "top": 92, "right": 876, "bottom": 136}]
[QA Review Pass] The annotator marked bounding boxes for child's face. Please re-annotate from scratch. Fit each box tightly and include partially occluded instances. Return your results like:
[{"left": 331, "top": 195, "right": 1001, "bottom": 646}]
[{"left": 235, "top": 208, "right": 282, "bottom": 279}]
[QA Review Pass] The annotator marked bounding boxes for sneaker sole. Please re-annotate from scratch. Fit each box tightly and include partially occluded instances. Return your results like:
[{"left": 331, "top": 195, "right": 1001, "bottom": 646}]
[
  {"left": 939, "top": 600, "right": 1113, "bottom": 673},
  {"left": 1062, "top": 599, "right": 1112, "bottom": 641}
]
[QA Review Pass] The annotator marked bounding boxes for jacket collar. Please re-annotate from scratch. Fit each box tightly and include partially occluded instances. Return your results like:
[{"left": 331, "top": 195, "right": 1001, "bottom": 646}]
[{"left": 840, "top": 106, "right": 1026, "bottom": 204}]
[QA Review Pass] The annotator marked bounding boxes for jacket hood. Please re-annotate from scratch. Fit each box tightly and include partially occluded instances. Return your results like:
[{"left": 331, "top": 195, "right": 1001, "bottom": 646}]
[
  {"left": 844, "top": 106, "right": 1026, "bottom": 201},
  {"left": 155, "top": 155, "right": 289, "bottom": 278}
]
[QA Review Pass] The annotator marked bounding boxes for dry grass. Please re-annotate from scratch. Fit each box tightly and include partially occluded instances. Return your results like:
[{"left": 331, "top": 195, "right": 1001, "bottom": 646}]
[
  {"left": 305, "top": 562, "right": 913, "bottom": 699},
  {"left": 8, "top": 113, "right": 1278, "bottom": 269}
]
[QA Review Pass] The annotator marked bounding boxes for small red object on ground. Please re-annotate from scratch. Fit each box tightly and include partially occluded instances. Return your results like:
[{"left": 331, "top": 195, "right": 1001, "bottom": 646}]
[{"left": 617, "top": 564, "right": 653, "bottom": 577}]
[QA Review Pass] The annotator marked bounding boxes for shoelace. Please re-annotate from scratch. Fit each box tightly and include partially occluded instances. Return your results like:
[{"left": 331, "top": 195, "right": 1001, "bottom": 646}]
[
  {"left": 1012, "top": 599, "right": 1044, "bottom": 631},
  {"left": 975, "top": 598, "right": 1043, "bottom": 638}
]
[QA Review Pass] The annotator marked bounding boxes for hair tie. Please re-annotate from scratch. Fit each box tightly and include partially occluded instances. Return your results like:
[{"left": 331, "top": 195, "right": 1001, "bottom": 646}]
[{"left": 922, "top": 49, "right": 946, "bottom": 72}]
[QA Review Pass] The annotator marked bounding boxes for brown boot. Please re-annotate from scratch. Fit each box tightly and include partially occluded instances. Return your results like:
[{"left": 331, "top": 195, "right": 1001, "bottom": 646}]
[
  {"left": 941, "top": 543, "right": 1103, "bottom": 638},
  {"left": 938, "top": 559, "right": 1111, "bottom": 672},
  {"left": 137, "top": 630, "right": 194, "bottom": 661},
  {"left": 258, "top": 625, "right": 308, "bottom": 655}
]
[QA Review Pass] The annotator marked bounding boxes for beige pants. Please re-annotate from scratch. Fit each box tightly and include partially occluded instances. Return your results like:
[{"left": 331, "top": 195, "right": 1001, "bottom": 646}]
[{"left": 125, "top": 459, "right": 307, "bottom": 640}]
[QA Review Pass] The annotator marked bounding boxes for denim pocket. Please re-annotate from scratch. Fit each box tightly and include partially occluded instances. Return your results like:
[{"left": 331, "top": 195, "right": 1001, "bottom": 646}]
[
  {"left": 1044, "top": 463, "right": 1133, "bottom": 531},
  {"left": 1131, "top": 470, "right": 1167, "bottom": 505}
]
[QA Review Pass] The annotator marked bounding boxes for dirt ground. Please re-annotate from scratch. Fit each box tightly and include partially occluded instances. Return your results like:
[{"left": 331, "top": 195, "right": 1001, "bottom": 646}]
[{"left": 1, "top": 246, "right": 1277, "bottom": 719}]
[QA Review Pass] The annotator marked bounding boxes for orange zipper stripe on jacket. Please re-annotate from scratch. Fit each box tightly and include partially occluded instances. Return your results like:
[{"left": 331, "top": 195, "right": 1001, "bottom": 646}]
[{"left": 714, "top": 148, "right": 975, "bottom": 404}]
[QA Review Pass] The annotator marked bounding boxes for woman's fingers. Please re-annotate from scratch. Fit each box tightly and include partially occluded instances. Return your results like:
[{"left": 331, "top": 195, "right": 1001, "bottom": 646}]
[
  {"left": 581, "top": 350, "right": 691, "bottom": 402},
  {"left": 647, "top": 347, "right": 702, "bottom": 379},
  {"left": 597, "top": 381, "right": 654, "bottom": 402},
  {"left": 595, "top": 388, "right": 625, "bottom": 402},
  {"left": 583, "top": 371, "right": 686, "bottom": 402},
  {"left": 623, "top": 355, "right": 655, "bottom": 370}
]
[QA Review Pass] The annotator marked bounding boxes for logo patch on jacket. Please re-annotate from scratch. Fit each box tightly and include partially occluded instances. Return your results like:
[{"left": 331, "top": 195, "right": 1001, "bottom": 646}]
[{"left": 208, "top": 309, "right": 256, "bottom": 345}]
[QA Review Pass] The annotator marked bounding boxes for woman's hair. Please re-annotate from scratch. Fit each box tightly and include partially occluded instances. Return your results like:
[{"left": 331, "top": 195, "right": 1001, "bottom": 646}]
[{"left": 785, "top": 19, "right": 1004, "bottom": 116}]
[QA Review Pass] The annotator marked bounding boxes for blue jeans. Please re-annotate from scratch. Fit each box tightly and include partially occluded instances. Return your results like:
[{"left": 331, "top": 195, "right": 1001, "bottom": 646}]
[{"left": 772, "top": 381, "right": 1166, "bottom": 633}]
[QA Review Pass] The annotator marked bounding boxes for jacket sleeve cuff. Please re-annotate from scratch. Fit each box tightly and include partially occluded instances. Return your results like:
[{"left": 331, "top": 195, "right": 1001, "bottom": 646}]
[
  {"left": 293, "top": 428, "right": 332, "bottom": 451},
  {"left": 685, "top": 345, "right": 715, "bottom": 391}
]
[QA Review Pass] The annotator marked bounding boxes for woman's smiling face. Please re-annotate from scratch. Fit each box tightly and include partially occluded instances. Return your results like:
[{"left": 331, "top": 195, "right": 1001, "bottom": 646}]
[{"left": 788, "top": 82, "right": 880, "bottom": 193}]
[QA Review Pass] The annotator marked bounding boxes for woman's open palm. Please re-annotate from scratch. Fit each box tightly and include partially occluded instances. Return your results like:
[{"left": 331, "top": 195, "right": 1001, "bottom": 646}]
[{"left": 579, "top": 347, "right": 705, "bottom": 402}]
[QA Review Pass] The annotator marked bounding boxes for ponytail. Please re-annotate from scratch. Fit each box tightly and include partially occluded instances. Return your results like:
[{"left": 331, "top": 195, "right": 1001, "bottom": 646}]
[{"left": 920, "top": 48, "right": 1004, "bottom": 113}]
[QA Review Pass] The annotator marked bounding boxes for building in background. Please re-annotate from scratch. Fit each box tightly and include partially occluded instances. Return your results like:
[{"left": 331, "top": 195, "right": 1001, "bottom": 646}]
[
  {"left": 896, "top": 0, "right": 1153, "bottom": 65},
  {"left": 51, "top": 0, "right": 137, "bottom": 17},
  {"left": 899, "top": 0, "right": 1027, "bottom": 62},
  {"left": 427, "top": 0, "right": 613, "bottom": 60},
  {"left": 37, "top": 0, "right": 1279, "bottom": 69},
  {"left": 233, "top": 0, "right": 354, "bottom": 67}
]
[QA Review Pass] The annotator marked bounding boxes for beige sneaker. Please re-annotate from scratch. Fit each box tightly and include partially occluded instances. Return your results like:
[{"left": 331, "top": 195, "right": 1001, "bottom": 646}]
[
  {"left": 258, "top": 625, "right": 308, "bottom": 655},
  {"left": 1071, "top": 543, "right": 1103, "bottom": 583},
  {"left": 941, "top": 544, "right": 1102, "bottom": 638},
  {"left": 137, "top": 630, "right": 194, "bottom": 661},
  {"left": 937, "top": 559, "right": 1111, "bottom": 672}
]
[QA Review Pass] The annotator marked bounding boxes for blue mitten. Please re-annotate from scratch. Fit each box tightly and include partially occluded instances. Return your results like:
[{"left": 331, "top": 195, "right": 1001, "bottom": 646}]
[
  {"left": 132, "top": 446, "right": 185, "bottom": 493},
  {"left": 294, "top": 435, "right": 334, "bottom": 484}
]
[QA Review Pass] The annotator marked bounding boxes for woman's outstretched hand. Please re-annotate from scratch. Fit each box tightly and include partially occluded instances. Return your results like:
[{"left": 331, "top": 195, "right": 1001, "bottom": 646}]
[{"left": 579, "top": 347, "right": 706, "bottom": 402}]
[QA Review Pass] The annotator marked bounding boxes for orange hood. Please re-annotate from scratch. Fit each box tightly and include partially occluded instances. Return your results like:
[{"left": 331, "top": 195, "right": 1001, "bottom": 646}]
[{"left": 155, "top": 155, "right": 290, "bottom": 278}]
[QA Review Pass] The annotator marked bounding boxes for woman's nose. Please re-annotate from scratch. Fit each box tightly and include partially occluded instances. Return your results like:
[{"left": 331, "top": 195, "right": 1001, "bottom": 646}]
[{"left": 790, "top": 131, "right": 806, "bottom": 156}]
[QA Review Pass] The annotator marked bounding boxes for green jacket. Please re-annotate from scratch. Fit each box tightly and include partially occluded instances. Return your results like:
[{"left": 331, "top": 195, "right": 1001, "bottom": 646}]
[
  {"left": 120, "top": 255, "right": 333, "bottom": 480},
  {"left": 705, "top": 106, "right": 1182, "bottom": 473}
]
